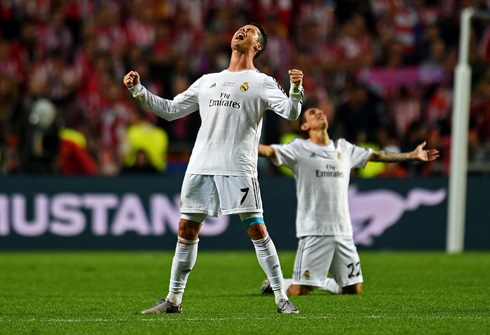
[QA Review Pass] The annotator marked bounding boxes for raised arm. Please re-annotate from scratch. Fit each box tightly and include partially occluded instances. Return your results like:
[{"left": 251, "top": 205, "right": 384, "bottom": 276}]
[
  {"left": 263, "top": 70, "right": 304, "bottom": 121},
  {"left": 123, "top": 71, "right": 199, "bottom": 122},
  {"left": 370, "top": 142, "right": 439, "bottom": 163},
  {"left": 258, "top": 144, "right": 275, "bottom": 158}
]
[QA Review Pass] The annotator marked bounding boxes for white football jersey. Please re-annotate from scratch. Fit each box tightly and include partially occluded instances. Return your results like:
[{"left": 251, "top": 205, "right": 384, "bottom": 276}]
[
  {"left": 270, "top": 138, "right": 373, "bottom": 237},
  {"left": 129, "top": 69, "right": 304, "bottom": 177}
]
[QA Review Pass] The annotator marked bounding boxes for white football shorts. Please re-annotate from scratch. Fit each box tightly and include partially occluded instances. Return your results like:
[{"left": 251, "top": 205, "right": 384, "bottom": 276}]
[
  {"left": 180, "top": 174, "right": 263, "bottom": 217},
  {"left": 292, "top": 235, "right": 363, "bottom": 288}
]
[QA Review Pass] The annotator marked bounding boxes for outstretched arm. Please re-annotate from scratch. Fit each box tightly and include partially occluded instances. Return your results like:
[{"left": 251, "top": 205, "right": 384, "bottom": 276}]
[
  {"left": 370, "top": 142, "right": 439, "bottom": 163},
  {"left": 123, "top": 71, "right": 199, "bottom": 122},
  {"left": 258, "top": 144, "right": 275, "bottom": 158}
]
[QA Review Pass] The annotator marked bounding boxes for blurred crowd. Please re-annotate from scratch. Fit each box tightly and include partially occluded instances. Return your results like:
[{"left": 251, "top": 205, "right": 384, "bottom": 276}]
[{"left": 1, "top": 0, "right": 490, "bottom": 177}]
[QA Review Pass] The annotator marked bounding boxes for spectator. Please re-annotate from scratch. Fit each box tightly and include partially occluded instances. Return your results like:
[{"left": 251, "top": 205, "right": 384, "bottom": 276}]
[
  {"left": 18, "top": 98, "right": 60, "bottom": 174},
  {"left": 389, "top": 86, "right": 422, "bottom": 139},
  {"left": 0, "top": 74, "right": 22, "bottom": 174},
  {"left": 0, "top": 39, "right": 25, "bottom": 86},
  {"left": 57, "top": 128, "right": 98, "bottom": 175},
  {"left": 122, "top": 109, "right": 169, "bottom": 173},
  {"left": 337, "top": 13, "right": 375, "bottom": 72},
  {"left": 336, "top": 85, "right": 381, "bottom": 144},
  {"left": 411, "top": 24, "right": 442, "bottom": 64},
  {"left": 421, "top": 38, "right": 447, "bottom": 67},
  {"left": 121, "top": 149, "right": 159, "bottom": 175},
  {"left": 39, "top": 8, "right": 73, "bottom": 58}
]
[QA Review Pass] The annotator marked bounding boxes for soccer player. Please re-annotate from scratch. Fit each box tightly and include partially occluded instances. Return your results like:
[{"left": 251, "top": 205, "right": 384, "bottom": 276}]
[
  {"left": 259, "top": 107, "right": 439, "bottom": 296},
  {"left": 124, "top": 23, "right": 304, "bottom": 314}
]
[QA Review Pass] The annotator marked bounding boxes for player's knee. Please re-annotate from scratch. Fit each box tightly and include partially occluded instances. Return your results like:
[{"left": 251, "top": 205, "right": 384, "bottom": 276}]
[
  {"left": 178, "top": 218, "right": 202, "bottom": 240},
  {"left": 178, "top": 226, "right": 198, "bottom": 240},
  {"left": 242, "top": 216, "right": 267, "bottom": 240},
  {"left": 343, "top": 283, "right": 362, "bottom": 295},
  {"left": 288, "top": 285, "right": 312, "bottom": 296},
  {"left": 246, "top": 223, "right": 267, "bottom": 240},
  {"left": 299, "top": 286, "right": 313, "bottom": 295}
]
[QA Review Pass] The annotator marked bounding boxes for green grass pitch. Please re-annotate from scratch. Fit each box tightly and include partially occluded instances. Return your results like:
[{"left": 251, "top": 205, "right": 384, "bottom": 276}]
[{"left": 0, "top": 251, "right": 489, "bottom": 334}]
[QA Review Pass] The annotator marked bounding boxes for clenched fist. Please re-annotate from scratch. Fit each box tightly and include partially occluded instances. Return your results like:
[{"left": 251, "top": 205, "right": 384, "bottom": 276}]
[
  {"left": 124, "top": 71, "right": 140, "bottom": 88},
  {"left": 288, "top": 69, "right": 303, "bottom": 87}
]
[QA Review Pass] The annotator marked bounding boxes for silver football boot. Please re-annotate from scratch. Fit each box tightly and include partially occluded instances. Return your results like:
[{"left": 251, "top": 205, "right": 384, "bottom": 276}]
[
  {"left": 260, "top": 279, "right": 273, "bottom": 295},
  {"left": 141, "top": 298, "right": 183, "bottom": 314},
  {"left": 277, "top": 299, "right": 299, "bottom": 314}
]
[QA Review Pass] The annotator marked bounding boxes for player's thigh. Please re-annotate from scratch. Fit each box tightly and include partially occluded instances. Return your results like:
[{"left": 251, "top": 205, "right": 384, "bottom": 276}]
[
  {"left": 293, "top": 236, "right": 335, "bottom": 287},
  {"left": 329, "top": 236, "right": 363, "bottom": 288},
  {"left": 180, "top": 174, "right": 220, "bottom": 217},
  {"left": 214, "top": 176, "right": 263, "bottom": 215}
]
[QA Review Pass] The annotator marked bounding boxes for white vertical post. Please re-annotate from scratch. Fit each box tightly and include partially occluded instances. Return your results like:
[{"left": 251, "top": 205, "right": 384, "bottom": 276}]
[{"left": 446, "top": 8, "right": 474, "bottom": 254}]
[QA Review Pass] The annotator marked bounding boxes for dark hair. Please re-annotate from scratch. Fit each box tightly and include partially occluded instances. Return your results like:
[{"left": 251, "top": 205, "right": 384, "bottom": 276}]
[
  {"left": 299, "top": 111, "right": 308, "bottom": 128},
  {"left": 298, "top": 109, "right": 310, "bottom": 137},
  {"left": 250, "top": 22, "right": 267, "bottom": 59}
]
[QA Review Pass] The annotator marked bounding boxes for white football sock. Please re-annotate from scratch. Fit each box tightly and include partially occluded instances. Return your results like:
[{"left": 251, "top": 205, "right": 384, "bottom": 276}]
[
  {"left": 167, "top": 237, "right": 199, "bottom": 304},
  {"left": 283, "top": 278, "right": 294, "bottom": 296},
  {"left": 166, "top": 292, "right": 183, "bottom": 305},
  {"left": 252, "top": 234, "right": 287, "bottom": 303},
  {"left": 274, "top": 289, "right": 288, "bottom": 303},
  {"left": 319, "top": 277, "right": 342, "bottom": 294}
]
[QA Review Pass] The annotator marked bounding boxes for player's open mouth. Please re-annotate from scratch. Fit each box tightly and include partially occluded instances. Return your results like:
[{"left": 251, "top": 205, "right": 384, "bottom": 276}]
[{"left": 236, "top": 33, "right": 246, "bottom": 40}]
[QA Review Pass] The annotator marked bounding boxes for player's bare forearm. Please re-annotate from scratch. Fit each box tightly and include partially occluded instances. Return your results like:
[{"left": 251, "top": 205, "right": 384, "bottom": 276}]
[
  {"left": 258, "top": 144, "right": 274, "bottom": 158},
  {"left": 370, "top": 151, "right": 414, "bottom": 162},
  {"left": 370, "top": 142, "right": 439, "bottom": 163}
]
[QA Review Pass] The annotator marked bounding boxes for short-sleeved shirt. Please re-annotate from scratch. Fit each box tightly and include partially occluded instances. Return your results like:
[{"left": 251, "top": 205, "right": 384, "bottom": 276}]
[
  {"left": 270, "top": 138, "right": 373, "bottom": 237},
  {"left": 129, "top": 69, "right": 304, "bottom": 178}
]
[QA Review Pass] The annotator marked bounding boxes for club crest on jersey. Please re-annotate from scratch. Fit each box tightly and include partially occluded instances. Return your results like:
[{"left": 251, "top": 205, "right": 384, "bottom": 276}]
[
  {"left": 338, "top": 152, "right": 342, "bottom": 160},
  {"left": 240, "top": 82, "right": 249, "bottom": 92},
  {"left": 304, "top": 270, "right": 310, "bottom": 278}
]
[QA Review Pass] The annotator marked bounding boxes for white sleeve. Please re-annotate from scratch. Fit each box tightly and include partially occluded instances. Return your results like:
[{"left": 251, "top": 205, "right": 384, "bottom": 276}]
[
  {"left": 261, "top": 76, "right": 304, "bottom": 121},
  {"left": 343, "top": 140, "right": 373, "bottom": 169},
  {"left": 128, "top": 78, "right": 201, "bottom": 121},
  {"left": 270, "top": 141, "right": 299, "bottom": 170}
]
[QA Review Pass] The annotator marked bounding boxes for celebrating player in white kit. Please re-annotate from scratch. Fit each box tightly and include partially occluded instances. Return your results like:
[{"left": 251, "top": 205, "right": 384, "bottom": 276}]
[
  {"left": 259, "top": 107, "right": 439, "bottom": 296},
  {"left": 124, "top": 23, "right": 304, "bottom": 314}
]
